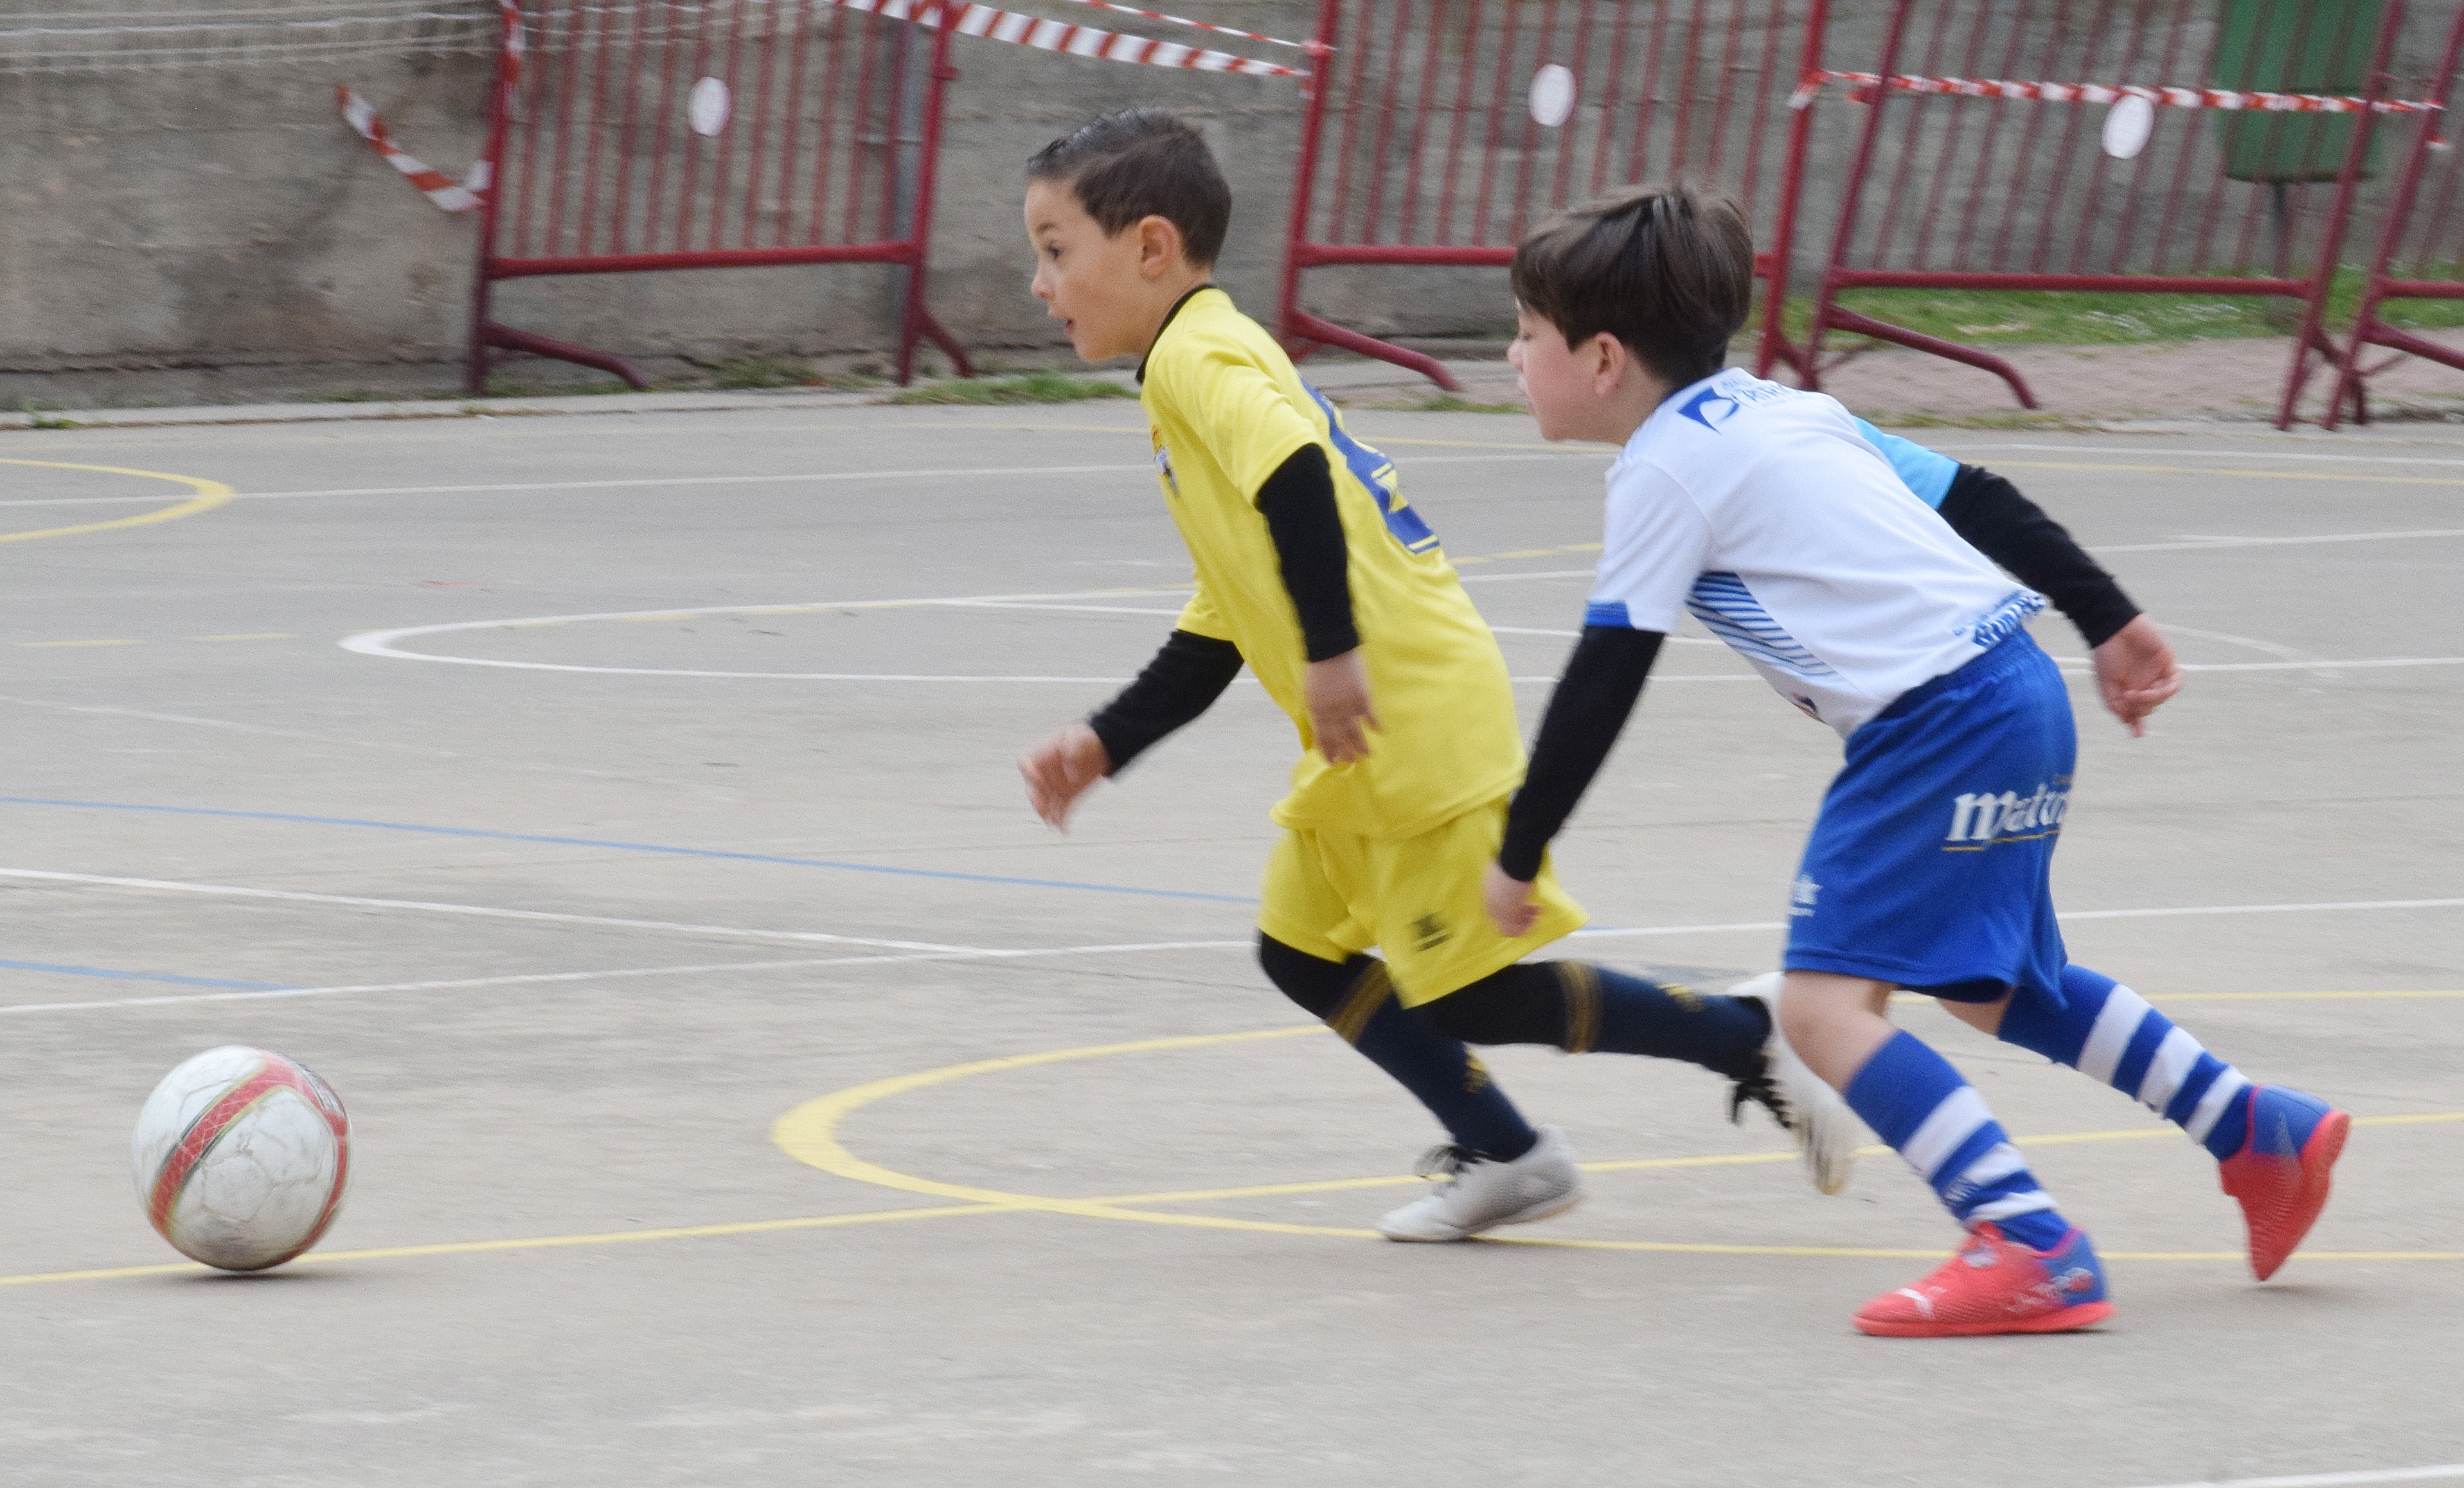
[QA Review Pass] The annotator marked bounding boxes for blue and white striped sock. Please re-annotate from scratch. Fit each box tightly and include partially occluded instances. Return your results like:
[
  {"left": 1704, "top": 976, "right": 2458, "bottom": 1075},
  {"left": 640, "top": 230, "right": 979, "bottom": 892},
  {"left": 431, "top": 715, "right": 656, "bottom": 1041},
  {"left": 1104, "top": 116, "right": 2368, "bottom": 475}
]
[
  {"left": 1843, "top": 1030, "right": 2071, "bottom": 1251},
  {"left": 1997, "top": 964, "right": 2252, "bottom": 1160}
]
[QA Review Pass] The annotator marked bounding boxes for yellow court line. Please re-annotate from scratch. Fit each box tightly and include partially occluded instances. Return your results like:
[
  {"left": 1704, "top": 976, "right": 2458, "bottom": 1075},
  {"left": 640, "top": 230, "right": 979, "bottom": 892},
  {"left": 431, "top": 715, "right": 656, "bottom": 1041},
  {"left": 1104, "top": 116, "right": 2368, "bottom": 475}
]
[
  {"left": 774, "top": 1025, "right": 2464, "bottom": 1263},
  {"left": 1091, "top": 1113, "right": 2464, "bottom": 1207},
  {"left": 12, "top": 1050, "right": 2452, "bottom": 1289},
  {"left": 18, "top": 639, "right": 141, "bottom": 649},
  {"left": 0, "top": 1202, "right": 1006, "bottom": 1289},
  {"left": 0, "top": 459, "right": 231, "bottom": 544}
]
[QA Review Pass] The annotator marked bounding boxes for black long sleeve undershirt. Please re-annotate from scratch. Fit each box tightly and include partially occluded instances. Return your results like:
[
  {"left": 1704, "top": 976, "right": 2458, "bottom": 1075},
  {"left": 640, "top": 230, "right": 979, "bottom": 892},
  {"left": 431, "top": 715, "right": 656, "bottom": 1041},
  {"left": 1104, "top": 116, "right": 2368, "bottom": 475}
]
[
  {"left": 1254, "top": 444, "right": 1360, "bottom": 662},
  {"left": 1082, "top": 446, "right": 1356, "bottom": 774},
  {"left": 1497, "top": 626, "right": 1666, "bottom": 881},
  {"left": 1938, "top": 465, "right": 2140, "bottom": 648},
  {"left": 1085, "top": 629, "right": 1245, "bottom": 775}
]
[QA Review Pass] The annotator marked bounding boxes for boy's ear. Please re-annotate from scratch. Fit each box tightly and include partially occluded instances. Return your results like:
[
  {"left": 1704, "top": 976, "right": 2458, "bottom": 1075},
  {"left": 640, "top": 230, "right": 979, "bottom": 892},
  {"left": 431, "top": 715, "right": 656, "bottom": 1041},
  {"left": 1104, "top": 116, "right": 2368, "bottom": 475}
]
[
  {"left": 1135, "top": 213, "right": 1189, "bottom": 278},
  {"left": 1587, "top": 332, "right": 1629, "bottom": 398}
]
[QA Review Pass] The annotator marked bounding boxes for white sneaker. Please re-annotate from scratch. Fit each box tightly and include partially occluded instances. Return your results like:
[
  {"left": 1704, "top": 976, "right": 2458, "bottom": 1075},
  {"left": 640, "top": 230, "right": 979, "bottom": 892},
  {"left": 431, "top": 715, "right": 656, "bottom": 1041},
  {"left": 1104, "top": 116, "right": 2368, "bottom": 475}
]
[
  {"left": 1728, "top": 971, "right": 1860, "bottom": 1196},
  {"left": 1377, "top": 1125, "right": 1584, "bottom": 1242}
]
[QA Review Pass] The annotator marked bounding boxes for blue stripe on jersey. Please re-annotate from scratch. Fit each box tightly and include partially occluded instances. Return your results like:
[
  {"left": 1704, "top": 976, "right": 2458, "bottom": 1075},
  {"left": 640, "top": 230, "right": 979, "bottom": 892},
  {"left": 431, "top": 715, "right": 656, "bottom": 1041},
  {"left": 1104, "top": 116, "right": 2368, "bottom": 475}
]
[
  {"left": 1585, "top": 600, "right": 1634, "bottom": 628},
  {"left": 1304, "top": 384, "right": 1441, "bottom": 554},
  {"left": 1852, "top": 417, "right": 1959, "bottom": 509},
  {"left": 1684, "top": 571, "right": 1839, "bottom": 677}
]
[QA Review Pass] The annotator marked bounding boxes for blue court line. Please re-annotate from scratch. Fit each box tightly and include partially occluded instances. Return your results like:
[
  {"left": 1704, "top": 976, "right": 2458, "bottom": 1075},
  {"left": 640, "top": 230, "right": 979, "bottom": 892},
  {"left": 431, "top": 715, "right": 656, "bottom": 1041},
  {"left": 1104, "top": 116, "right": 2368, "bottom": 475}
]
[
  {"left": 0, "top": 796, "right": 1256, "bottom": 905},
  {"left": 0, "top": 958, "right": 288, "bottom": 991}
]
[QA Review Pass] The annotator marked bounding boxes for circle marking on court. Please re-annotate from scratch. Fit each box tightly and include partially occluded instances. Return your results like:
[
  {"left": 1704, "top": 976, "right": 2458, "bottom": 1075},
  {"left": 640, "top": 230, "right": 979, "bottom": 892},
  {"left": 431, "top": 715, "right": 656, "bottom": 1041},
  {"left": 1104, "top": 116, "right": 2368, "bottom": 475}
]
[
  {"left": 772, "top": 1023, "right": 2464, "bottom": 1264},
  {"left": 0, "top": 459, "right": 231, "bottom": 544}
]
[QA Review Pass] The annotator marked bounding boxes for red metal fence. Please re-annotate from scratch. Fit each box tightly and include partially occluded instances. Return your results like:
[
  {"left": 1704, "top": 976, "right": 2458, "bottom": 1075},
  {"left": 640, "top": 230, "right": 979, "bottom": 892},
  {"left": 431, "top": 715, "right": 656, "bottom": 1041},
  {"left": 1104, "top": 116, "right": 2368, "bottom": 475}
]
[
  {"left": 2325, "top": 5, "right": 2464, "bottom": 425},
  {"left": 468, "top": 0, "right": 972, "bottom": 393},
  {"left": 1277, "top": 0, "right": 1830, "bottom": 390},
  {"left": 1799, "top": 0, "right": 2407, "bottom": 427}
]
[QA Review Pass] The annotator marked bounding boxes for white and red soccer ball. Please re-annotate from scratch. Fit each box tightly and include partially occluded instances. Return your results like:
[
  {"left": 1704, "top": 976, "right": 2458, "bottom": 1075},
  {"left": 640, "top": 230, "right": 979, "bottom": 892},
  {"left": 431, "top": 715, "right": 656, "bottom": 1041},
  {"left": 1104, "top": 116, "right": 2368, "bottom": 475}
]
[{"left": 130, "top": 1045, "right": 352, "bottom": 1271}]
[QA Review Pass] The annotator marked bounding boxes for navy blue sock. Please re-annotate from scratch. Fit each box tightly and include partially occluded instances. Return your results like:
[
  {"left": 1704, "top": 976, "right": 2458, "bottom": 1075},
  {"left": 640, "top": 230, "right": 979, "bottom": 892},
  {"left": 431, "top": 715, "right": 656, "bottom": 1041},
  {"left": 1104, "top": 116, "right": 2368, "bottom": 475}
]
[
  {"left": 1844, "top": 1030, "right": 2072, "bottom": 1251},
  {"left": 1997, "top": 964, "right": 2253, "bottom": 1160},
  {"left": 1258, "top": 942, "right": 1535, "bottom": 1162},
  {"left": 1566, "top": 964, "right": 1772, "bottom": 1081},
  {"left": 1350, "top": 997, "right": 1537, "bottom": 1160}
]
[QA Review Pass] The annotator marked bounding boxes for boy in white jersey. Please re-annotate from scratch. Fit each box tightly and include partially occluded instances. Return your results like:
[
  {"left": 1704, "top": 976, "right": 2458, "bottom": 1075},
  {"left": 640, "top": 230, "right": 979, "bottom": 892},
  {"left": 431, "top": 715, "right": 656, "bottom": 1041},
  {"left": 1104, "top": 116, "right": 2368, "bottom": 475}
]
[{"left": 1485, "top": 184, "right": 2352, "bottom": 1336}]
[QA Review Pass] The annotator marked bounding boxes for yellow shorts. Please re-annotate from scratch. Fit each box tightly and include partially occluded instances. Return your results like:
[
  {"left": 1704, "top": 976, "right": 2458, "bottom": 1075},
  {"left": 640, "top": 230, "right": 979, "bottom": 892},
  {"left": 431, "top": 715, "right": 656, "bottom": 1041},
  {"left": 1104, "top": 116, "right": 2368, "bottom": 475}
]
[{"left": 1258, "top": 796, "right": 1588, "bottom": 1007}]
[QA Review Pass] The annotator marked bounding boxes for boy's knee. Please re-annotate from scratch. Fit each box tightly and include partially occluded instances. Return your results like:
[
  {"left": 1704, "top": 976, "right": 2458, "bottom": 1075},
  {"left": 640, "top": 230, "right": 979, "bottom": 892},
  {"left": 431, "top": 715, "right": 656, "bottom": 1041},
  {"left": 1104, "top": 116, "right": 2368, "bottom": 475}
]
[{"left": 1776, "top": 970, "right": 1888, "bottom": 1046}]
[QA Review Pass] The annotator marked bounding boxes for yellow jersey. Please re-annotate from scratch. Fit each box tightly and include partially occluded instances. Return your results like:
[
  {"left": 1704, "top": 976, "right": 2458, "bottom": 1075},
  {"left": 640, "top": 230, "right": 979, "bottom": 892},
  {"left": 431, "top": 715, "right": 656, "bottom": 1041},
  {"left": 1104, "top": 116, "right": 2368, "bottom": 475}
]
[{"left": 1138, "top": 287, "right": 1524, "bottom": 841}]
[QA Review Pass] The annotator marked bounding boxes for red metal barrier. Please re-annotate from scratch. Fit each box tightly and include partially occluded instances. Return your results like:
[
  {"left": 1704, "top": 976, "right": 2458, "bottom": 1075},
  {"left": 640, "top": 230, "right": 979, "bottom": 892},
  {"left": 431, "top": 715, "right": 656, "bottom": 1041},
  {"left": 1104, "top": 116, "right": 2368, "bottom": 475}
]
[
  {"left": 1276, "top": 0, "right": 1830, "bottom": 391},
  {"left": 467, "top": 0, "right": 972, "bottom": 394},
  {"left": 2325, "top": 6, "right": 2464, "bottom": 426},
  {"left": 1799, "top": 0, "right": 2403, "bottom": 427}
]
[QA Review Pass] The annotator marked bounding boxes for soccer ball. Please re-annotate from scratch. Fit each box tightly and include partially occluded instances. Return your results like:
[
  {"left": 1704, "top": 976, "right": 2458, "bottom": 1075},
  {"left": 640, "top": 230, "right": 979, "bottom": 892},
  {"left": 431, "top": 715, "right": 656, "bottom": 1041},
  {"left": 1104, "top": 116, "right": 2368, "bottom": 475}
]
[{"left": 130, "top": 1045, "right": 352, "bottom": 1271}]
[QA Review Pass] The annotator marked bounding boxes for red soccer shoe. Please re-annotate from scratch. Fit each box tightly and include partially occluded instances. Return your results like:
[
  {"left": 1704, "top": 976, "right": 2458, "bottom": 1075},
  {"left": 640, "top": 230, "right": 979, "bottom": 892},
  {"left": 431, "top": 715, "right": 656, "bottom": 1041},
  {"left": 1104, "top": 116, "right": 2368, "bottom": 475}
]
[
  {"left": 2218, "top": 1085, "right": 2351, "bottom": 1282},
  {"left": 1854, "top": 1224, "right": 2114, "bottom": 1338}
]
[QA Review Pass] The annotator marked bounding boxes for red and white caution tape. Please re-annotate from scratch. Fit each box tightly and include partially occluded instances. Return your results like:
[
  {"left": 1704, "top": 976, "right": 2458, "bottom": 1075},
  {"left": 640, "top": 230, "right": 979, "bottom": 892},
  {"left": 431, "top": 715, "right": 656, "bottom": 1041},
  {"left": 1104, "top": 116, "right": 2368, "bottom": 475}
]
[
  {"left": 336, "top": 85, "right": 489, "bottom": 212},
  {"left": 341, "top": 0, "right": 1294, "bottom": 217},
  {"left": 335, "top": 0, "right": 521, "bottom": 214},
  {"left": 1791, "top": 69, "right": 2439, "bottom": 115},
  {"left": 1046, "top": 0, "right": 1319, "bottom": 53},
  {"left": 846, "top": 0, "right": 1307, "bottom": 77}
]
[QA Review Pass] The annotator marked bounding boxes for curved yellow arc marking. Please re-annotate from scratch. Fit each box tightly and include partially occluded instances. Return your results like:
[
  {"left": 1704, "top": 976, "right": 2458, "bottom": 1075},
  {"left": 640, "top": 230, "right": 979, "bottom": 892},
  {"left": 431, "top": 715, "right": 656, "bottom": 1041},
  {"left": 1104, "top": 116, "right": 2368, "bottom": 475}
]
[
  {"left": 774, "top": 1023, "right": 2464, "bottom": 1263},
  {"left": 0, "top": 459, "right": 231, "bottom": 544}
]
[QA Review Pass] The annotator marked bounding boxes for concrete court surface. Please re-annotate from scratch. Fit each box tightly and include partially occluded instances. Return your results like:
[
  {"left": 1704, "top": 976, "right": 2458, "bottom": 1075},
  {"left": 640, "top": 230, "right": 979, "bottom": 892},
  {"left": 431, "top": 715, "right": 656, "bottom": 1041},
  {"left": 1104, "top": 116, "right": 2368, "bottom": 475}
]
[{"left": 0, "top": 402, "right": 2458, "bottom": 1488}]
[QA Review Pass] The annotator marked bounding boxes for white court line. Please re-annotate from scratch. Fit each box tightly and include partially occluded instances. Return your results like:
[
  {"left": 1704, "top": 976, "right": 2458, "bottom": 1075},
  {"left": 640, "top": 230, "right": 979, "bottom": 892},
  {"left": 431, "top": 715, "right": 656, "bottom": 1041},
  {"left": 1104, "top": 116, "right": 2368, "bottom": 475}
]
[
  {"left": 1948, "top": 439, "right": 2464, "bottom": 468},
  {"left": 0, "top": 452, "right": 1591, "bottom": 509},
  {"left": 1569, "top": 896, "right": 2464, "bottom": 943},
  {"left": 2115, "top": 1464, "right": 2464, "bottom": 1488},
  {"left": 0, "top": 464, "right": 1150, "bottom": 508},
  {"left": 341, "top": 583, "right": 2464, "bottom": 683},
  {"left": 337, "top": 582, "right": 1764, "bottom": 683},
  {"left": 0, "top": 939, "right": 1256, "bottom": 1017},
  {"left": 2095, "top": 527, "right": 2464, "bottom": 554},
  {"left": 0, "top": 869, "right": 980, "bottom": 953},
  {"left": 5, "top": 895, "right": 2454, "bottom": 1017}
]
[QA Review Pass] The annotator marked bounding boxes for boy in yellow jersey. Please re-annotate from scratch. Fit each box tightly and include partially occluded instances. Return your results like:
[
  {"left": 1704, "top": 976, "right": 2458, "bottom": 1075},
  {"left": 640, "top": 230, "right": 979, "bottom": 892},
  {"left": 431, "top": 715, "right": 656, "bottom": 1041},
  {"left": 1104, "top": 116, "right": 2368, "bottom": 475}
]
[{"left": 1015, "top": 111, "right": 1850, "bottom": 1241}]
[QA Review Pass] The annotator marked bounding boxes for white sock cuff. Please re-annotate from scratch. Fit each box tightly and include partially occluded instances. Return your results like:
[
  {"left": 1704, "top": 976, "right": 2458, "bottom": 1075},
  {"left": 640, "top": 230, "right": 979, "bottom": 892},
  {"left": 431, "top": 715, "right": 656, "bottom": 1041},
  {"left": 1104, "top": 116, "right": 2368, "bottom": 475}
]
[
  {"left": 2138, "top": 1026, "right": 2204, "bottom": 1113},
  {"left": 2186, "top": 1071, "right": 2253, "bottom": 1144},
  {"left": 2078, "top": 982, "right": 2154, "bottom": 1084}
]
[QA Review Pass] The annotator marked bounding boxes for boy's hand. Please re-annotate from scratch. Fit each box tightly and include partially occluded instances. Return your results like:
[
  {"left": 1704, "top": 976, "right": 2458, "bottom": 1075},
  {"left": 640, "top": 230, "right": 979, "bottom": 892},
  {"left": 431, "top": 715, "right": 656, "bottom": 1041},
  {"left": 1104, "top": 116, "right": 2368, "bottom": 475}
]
[
  {"left": 2091, "top": 615, "right": 2181, "bottom": 737},
  {"left": 1483, "top": 862, "right": 1541, "bottom": 937},
  {"left": 1020, "top": 723, "right": 1111, "bottom": 830},
  {"left": 1305, "top": 648, "right": 1381, "bottom": 765}
]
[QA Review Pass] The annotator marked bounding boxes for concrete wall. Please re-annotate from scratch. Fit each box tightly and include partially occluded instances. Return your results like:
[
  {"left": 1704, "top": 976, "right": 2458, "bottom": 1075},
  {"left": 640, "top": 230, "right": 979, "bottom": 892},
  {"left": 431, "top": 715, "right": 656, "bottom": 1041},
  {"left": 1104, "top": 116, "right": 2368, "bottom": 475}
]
[{"left": 0, "top": 0, "right": 2451, "bottom": 401}]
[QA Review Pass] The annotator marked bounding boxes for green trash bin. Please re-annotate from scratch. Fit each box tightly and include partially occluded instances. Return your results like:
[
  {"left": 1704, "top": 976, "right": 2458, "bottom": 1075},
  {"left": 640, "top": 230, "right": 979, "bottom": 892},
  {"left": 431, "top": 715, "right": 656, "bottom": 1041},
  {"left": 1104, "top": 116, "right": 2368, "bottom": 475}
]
[{"left": 2211, "top": 0, "right": 2384, "bottom": 183}]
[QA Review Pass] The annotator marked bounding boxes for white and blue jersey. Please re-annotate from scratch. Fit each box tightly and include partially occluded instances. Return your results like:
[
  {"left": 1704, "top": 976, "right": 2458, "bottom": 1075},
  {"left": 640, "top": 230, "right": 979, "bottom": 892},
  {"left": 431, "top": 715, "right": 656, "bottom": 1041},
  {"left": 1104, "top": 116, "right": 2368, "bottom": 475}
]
[{"left": 1585, "top": 368, "right": 2042, "bottom": 738}]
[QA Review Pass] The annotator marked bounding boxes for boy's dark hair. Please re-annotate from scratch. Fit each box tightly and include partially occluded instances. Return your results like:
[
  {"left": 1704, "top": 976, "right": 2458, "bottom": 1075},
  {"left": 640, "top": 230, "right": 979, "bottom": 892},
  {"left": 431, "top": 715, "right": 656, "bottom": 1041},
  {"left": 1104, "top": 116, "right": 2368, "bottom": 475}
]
[
  {"left": 1026, "top": 109, "right": 1231, "bottom": 267},
  {"left": 1510, "top": 183, "right": 1753, "bottom": 387}
]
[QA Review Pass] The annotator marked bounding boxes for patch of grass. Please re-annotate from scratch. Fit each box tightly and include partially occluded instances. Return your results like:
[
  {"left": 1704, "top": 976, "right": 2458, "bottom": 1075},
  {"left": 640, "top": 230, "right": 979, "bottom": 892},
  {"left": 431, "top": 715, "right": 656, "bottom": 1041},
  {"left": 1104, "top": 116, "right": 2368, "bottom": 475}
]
[
  {"left": 885, "top": 371, "right": 1136, "bottom": 405},
  {"left": 303, "top": 387, "right": 420, "bottom": 404},
  {"left": 1394, "top": 392, "right": 1525, "bottom": 413},
  {"left": 1879, "top": 411, "right": 2113, "bottom": 432},
  {"left": 697, "top": 353, "right": 882, "bottom": 391},
  {"left": 1752, "top": 265, "right": 2464, "bottom": 349}
]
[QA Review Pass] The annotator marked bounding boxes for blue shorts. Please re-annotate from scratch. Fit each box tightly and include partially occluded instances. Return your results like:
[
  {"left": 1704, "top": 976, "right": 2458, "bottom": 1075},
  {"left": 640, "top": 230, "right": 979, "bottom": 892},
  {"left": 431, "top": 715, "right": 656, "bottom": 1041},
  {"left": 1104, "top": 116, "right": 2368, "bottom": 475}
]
[{"left": 1784, "top": 632, "right": 2075, "bottom": 1008}]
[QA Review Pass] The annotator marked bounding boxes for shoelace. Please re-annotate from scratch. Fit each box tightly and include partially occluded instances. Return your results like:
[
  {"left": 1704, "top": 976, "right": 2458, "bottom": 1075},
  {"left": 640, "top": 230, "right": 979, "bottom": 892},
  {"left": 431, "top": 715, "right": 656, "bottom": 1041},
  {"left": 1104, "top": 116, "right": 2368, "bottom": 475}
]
[
  {"left": 1412, "top": 1144, "right": 1483, "bottom": 1187},
  {"left": 1727, "top": 1068, "right": 1794, "bottom": 1132}
]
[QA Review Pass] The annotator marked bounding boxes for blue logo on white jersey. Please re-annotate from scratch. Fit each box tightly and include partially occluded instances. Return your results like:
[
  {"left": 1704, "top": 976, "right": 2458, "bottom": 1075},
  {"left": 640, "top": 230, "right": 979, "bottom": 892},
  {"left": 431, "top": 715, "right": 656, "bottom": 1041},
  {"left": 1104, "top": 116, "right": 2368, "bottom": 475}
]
[
  {"left": 1676, "top": 375, "right": 1800, "bottom": 432},
  {"left": 1678, "top": 386, "right": 1740, "bottom": 430}
]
